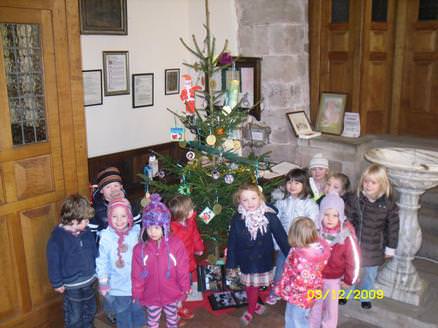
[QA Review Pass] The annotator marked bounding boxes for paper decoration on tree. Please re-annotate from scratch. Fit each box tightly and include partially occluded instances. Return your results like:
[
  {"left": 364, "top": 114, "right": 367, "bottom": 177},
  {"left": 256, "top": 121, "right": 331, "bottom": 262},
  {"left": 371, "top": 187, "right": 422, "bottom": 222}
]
[
  {"left": 180, "top": 74, "right": 202, "bottom": 114},
  {"left": 199, "top": 206, "right": 215, "bottom": 224}
]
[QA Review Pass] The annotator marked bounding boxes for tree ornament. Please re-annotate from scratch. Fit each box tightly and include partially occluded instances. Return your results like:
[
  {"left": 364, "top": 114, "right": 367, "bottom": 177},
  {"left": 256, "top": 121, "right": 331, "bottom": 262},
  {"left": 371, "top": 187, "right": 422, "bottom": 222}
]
[
  {"left": 222, "top": 105, "right": 232, "bottom": 115},
  {"left": 211, "top": 169, "right": 221, "bottom": 180},
  {"left": 186, "top": 151, "right": 196, "bottom": 161},
  {"left": 213, "top": 203, "right": 222, "bottom": 215},
  {"left": 223, "top": 139, "right": 234, "bottom": 151},
  {"left": 199, "top": 206, "right": 215, "bottom": 224},
  {"left": 258, "top": 185, "right": 263, "bottom": 192},
  {"left": 224, "top": 174, "right": 234, "bottom": 184},
  {"left": 158, "top": 170, "right": 166, "bottom": 179},
  {"left": 178, "top": 183, "right": 191, "bottom": 195},
  {"left": 215, "top": 127, "right": 225, "bottom": 135},
  {"left": 233, "top": 140, "right": 241, "bottom": 150},
  {"left": 206, "top": 134, "right": 216, "bottom": 145},
  {"left": 140, "top": 192, "right": 151, "bottom": 208}
]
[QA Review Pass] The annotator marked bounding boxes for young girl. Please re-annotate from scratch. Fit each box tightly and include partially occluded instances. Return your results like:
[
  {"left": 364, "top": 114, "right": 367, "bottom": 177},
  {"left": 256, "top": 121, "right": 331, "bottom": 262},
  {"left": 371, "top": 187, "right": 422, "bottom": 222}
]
[
  {"left": 168, "top": 194, "right": 204, "bottom": 320},
  {"left": 345, "top": 164, "right": 399, "bottom": 309},
  {"left": 96, "top": 197, "right": 145, "bottom": 328},
  {"left": 309, "top": 153, "right": 330, "bottom": 201},
  {"left": 226, "top": 183, "right": 290, "bottom": 326},
  {"left": 309, "top": 193, "right": 360, "bottom": 328},
  {"left": 132, "top": 194, "right": 190, "bottom": 328},
  {"left": 267, "top": 168, "right": 319, "bottom": 305},
  {"left": 276, "top": 217, "right": 330, "bottom": 328}
]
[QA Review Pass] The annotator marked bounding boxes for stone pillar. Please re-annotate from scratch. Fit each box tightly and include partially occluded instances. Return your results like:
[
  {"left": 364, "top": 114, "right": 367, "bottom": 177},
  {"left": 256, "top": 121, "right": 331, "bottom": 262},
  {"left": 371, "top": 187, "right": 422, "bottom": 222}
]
[{"left": 235, "top": 0, "right": 309, "bottom": 162}]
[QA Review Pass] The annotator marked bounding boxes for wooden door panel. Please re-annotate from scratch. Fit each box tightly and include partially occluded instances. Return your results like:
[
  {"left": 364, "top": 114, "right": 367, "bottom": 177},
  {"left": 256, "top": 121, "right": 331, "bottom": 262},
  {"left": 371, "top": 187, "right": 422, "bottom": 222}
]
[
  {"left": 0, "top": 169, "right": 5, "bottom": 204},
  {"left": 20, "top": 204, "right": 58, "bottom": 307},
  {"left": 14, "top": 156, "right": 55, "bottom": 200},
  {"left": 0, "top": 215, "right": 19, "bottom": 320}
]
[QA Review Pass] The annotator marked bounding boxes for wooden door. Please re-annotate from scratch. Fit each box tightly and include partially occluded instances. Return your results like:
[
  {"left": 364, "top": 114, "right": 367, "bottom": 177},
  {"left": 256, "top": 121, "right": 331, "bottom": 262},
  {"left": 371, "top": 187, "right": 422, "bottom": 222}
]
[
  {"left": 310, "top": 0, "right": 396, "bottom": 134},
  {"left": 0, "top": 1, "right": 88, "bottom": 327},
  {"left": 397, "top": 1, "right": 438, "bottom": 137}
]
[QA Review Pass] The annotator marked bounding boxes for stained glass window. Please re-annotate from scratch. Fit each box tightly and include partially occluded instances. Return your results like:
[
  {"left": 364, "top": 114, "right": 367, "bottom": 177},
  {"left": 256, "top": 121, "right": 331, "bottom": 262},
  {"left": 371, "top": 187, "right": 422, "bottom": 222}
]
[{"left": 1, "top": 23, "right": 47, "bottom": 145}]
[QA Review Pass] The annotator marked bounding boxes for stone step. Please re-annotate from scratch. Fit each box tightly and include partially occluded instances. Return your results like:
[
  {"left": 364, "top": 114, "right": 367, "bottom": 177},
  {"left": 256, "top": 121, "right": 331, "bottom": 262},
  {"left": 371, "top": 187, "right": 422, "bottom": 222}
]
[
  {"left": 340, "top": 259, "right": 438, "bottom": 328},
  {"left": 418, "top": 231, "right": 438, "bottom": 262},
  {"left": 418, "top": 207, "right": 438, "bottom": 235}
]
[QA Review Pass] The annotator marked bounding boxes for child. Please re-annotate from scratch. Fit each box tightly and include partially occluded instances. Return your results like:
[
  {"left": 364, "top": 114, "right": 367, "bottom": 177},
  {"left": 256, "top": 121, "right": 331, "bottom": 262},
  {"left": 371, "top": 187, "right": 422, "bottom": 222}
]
[
  {"left": 132, "top": 194, "right": 190, "bottom": 328},
  {"left": 96, "top": 197, "right": 146, "bottom": 328},
  {"left": 309, "top": 193, "right": 360, "bottom": 328},
  {"left": 226, "top": 183, "right": 290, "bottom": 326},
  {"left": 168, "top": 194, "right": 204, "bottom": 320},
  {"left": 89, "top": 166, "right": 141, "bottom": 239},
  {"left": 46, "top": 194, "right": 97, "bottom": 328},
  {"left": 309, "top": 153, "right": 330, "bottom": 201},
  {"left": 267, "top": 168, "right": 319, "bottom": 305},
  {"left": 345, "top": 164, "right": 399, "bottom": 309},
  {"left": 276, "top": 217, "right": 330, "bottom": 328}
]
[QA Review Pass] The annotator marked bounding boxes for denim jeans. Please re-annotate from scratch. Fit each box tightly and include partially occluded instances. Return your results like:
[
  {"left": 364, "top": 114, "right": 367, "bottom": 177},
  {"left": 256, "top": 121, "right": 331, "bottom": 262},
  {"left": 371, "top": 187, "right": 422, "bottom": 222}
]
[
  {"left": 357, "top": 266, "right": 378, "bottom": 302},
  {"left": 64, "top": 284, "right": 96, "bottom": 328},
  {"left": 105, "top": 295, "right": 146, "bottom": 328},
  {"left": 285, "top": 303, "right": 310, "bottom": 328},
  {"left": 270, "top": 250, "right": 286, "bottom": 296}
]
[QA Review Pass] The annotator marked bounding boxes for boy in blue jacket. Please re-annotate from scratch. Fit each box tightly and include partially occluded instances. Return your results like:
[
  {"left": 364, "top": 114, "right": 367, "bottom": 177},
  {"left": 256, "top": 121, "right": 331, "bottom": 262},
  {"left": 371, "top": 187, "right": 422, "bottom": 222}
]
[{"left": 46, "top": 194, "right": 97, "bottom": 328}]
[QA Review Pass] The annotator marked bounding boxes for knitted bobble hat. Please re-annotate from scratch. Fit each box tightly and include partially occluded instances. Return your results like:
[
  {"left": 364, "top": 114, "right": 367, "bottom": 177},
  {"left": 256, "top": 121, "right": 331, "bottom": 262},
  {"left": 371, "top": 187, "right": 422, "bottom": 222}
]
[
  {"left": 96, "top": 166, "right": 123, "bottom": 190},
  {"left": 319, "top": 192, "right": 345, "bottom": 227},
  {"left": 142, "top": 193, "right": 171, "bottom": 241},
  {"left": 309, "top": 153, "right": 329, "bottom": 170},
  {"left": 107, "top": 197, "right": 133, "bottom": 230}
]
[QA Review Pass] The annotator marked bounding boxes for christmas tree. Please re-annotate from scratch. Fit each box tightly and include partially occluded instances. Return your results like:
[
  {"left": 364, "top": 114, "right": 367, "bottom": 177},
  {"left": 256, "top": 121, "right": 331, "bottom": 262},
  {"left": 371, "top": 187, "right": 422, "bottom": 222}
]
[{"left": 139, "top": 0, "right": 280, "bottom": 257}]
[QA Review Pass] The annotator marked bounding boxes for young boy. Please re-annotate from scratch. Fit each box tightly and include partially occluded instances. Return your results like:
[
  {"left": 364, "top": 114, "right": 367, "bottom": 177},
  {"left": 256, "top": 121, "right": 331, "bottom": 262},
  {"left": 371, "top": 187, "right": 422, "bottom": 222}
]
[
  {"left": 46, "top": 194, "right": 97, "bottom": 327},
  {"left": 168, "top": 194, "right": 204, "bottom": 321}
]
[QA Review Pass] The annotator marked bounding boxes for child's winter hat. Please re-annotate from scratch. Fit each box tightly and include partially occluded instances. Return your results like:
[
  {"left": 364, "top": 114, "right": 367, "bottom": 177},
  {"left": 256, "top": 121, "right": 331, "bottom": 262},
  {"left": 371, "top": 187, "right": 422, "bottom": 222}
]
[
  {"left": 96, "top": 166, "right": 123, "bottom": 190},
  {"left": 107, "top": 197, "right": 133, "bottom": 230},
  {"left": 309, "top": 153, "right": 329, "bottom": 170},
  {"left": 107, "top": 196, "right": 133, "bottom": 268},
  {"left": 142, "top": 193, "right": 171, "bottom": 241},
  {"left": 319, "top": 192, "right": 345, "bottom": 225}
]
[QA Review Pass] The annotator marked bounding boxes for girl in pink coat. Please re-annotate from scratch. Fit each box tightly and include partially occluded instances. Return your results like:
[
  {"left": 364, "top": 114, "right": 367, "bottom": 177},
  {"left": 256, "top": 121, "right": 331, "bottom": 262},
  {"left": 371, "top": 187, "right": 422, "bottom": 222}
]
[{"left": 132, "top": 194, "right": 190, "bottom": 328}]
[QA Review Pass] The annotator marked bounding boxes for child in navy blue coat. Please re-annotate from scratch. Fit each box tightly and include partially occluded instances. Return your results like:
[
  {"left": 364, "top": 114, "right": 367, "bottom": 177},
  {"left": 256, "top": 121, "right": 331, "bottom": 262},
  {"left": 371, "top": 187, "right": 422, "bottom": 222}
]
[{"left": 226, "top": 183, "right": 290, "bottom": 326}]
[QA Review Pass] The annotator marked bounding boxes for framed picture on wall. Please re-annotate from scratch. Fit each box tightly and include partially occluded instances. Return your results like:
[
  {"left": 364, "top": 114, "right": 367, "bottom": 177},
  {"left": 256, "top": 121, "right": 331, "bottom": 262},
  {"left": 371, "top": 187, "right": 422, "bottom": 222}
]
[
  {"left": 165, "top": 68, "right": 180, "bottom": 95},
  {"left": 79, "top": 0, "right": 128, "bottom": 35},
  {"left": 316, "top": 93, "right": 347, "bottom": 135},
  {"left": 103, "top": 51, "right": 129, "bottom": 96},
  {"left": 82, "top": 69, "right": 103, "bottom": 106},
  {"left": 132, "top": 73, "right": 154, "bottom": 108},
  {"left": 286, "top": 111, "right": 321, "bottom": 139}
]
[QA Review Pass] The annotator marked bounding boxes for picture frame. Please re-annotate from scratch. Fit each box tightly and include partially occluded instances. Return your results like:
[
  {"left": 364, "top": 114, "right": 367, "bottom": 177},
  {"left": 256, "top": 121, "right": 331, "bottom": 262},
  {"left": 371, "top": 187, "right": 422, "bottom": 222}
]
[
  {"left": 79, "top": 0, "right": 128, "bottom": 35},
  {"left": 82, "top": 69, "right": 103, "bottom": 107},
  {"left": 316, "top": 93, "right": 347, "bottom": 135},
  {"left": 165, "top": 68, "right": 180, "bottom": 95},
  {"left": 103, "top": 51, "right": 129, "bottom": 96},
  {"left": 132, "top": 73, "right": 154, "bottom": 108}
]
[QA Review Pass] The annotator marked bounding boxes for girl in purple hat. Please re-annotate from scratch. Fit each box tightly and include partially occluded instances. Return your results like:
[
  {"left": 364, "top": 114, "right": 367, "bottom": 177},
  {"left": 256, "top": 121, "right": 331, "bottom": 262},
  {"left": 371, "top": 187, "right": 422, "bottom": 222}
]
[{"left": 132, "top": 194, "right": 190, "bottom": 328}]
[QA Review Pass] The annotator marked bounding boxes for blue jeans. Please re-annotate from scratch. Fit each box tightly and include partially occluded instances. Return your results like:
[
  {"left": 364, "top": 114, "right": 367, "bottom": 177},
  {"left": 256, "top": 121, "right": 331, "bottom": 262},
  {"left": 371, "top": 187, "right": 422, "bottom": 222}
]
[
  {"left": 357, "top": 266, "right": 378, "bottom": 302},
  {"left": 285, "top": 303, "right": 310, "bottom": 328},
  {"left": 64, "top": 284, "right": 96, "bottom": 328},
  {"left": 105, "top": 295, "right": 146, "bottom": 328},
  {"left": 270, "top": 250, "right": 286, "bottom": 296}
]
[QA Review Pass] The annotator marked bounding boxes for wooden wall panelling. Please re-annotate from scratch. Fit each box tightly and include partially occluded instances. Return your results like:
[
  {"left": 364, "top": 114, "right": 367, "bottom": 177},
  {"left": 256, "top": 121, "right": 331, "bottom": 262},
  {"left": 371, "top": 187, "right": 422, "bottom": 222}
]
[
  {"left": 0, "top": 214, "right": 20, "bottom": 320},
  {"left": 88, "top": 142, "right": 184, "bottom": 201}
]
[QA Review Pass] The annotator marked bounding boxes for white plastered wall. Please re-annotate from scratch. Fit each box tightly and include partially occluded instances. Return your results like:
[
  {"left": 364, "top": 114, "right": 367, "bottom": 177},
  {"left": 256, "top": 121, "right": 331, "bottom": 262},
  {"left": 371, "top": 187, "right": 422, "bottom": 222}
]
[{"left": 82, "top": 0, "right": 237, "bottom": 157}]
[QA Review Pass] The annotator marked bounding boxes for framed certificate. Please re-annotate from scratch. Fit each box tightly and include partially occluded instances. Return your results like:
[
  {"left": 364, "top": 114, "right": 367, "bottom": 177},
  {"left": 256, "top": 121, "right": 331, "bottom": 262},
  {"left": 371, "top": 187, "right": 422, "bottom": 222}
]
[
  {"left": 82, "top": 69, "right": 103, "bottom": 106},
  {"left": 132, "top": 73, "right": 154, "bottom": 108},
  {"left": 103, "top": 51, "right": 129, "bottom": 96}
]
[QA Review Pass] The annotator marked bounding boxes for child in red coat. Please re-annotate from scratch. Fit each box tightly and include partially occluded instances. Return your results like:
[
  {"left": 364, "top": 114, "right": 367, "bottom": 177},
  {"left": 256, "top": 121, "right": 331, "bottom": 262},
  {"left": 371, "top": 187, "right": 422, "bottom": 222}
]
[
  {"left": 168, "top": 195, "right": 204, "bottom": 320},
  {"left": 309, "top": 193, "right": 360, "bottom": 328}
]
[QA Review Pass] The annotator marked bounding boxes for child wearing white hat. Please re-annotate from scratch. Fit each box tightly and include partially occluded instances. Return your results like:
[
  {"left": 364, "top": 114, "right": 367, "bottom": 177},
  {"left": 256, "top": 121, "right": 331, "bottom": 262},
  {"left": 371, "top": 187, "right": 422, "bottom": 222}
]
[{"left": 309, "top": 153, "right": 329, "bottom": 201}]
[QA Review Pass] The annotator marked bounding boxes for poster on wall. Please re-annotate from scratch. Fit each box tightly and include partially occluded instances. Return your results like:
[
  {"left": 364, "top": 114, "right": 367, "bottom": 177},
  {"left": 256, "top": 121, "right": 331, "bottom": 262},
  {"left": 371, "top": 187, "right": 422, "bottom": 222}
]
[
  {"left": 132, "top": 73, "right": 154, "bottom": 108},
  {"left": 103, "top": 51, "right": 130, "bottom": 96},
  {"left": 82, "top": 69, "right": 103, "bottom": 106}
]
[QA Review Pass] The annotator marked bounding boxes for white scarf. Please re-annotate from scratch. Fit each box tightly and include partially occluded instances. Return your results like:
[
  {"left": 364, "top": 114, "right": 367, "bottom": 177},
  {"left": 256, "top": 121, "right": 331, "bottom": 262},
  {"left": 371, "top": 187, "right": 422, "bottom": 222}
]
[{"left": 238, "top": 203, "right": 274, "bottom": 240}]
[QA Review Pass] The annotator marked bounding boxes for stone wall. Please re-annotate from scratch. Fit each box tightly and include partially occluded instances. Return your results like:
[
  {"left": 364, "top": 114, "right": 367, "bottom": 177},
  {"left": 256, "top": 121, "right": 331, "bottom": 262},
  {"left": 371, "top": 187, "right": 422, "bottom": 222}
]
[{"left": 236, "top": 0, "right": 308, "bottom": 163}]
